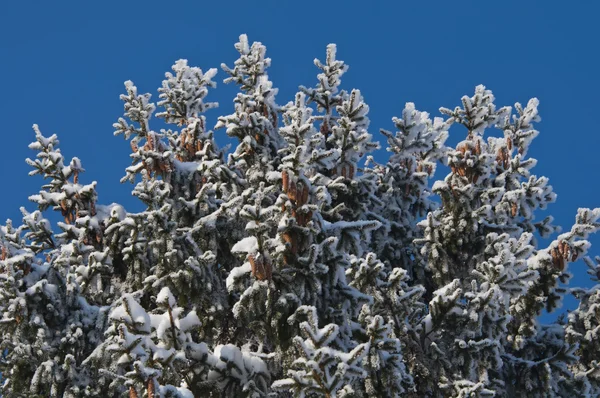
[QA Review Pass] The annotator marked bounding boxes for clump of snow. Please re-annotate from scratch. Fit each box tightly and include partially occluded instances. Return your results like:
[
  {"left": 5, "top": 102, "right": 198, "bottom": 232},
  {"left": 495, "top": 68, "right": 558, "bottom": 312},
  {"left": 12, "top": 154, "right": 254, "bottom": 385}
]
[
  {"left": 157, "top": 286, "right": 177, "bottom": 307},
  {"left": 231, "top": 236, "right": 259, "bottom": 254}
]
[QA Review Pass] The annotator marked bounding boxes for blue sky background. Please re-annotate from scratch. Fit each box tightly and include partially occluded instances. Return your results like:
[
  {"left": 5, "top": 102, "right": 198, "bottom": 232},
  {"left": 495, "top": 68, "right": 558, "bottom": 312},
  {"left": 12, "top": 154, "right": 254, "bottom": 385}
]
[{"left": 1, "top": 1, "right": 599, "bottom": 319}]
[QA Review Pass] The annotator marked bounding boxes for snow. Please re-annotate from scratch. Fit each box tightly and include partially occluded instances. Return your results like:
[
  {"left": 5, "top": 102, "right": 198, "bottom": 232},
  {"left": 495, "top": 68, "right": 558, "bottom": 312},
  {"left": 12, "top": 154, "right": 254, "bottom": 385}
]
[
  {"left": 178, "top": 310, "right": 201, "bottom": 331},
  {"left": 226, "top": 262, "right": 251, "bottom": 290},
  {"left": 157, "top": 286, "right": 177, "bottom": 307},
  {"left": 173, "top": 159, "right": 200, "bottom": 173},
  {"left": 110, "top": 295, "right": 151, "bottom": 333},
  {"left": 231, "top": 236, "right": 259, "bottom": 254}
]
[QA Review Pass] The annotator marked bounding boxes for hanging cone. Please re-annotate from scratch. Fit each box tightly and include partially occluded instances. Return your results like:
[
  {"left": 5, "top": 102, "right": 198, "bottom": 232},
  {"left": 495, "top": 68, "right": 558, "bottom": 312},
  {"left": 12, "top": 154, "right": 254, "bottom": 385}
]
[
  {"left": 282, "top": 170, "right": 289, "bottom": 193},
  {"left": 128, "top": 386, "right": 138, "bottom": 398},
  {"left": 297, "top": 212, "right": 305, "bottom": 226},
  {"left": 283, "top": 231, "right": 298, "bottom": 253},
  {"left": 301, "top": 184, "right": 309, "bottom": 207},
  {"left": 560, "top": 241, "right": 570, "bottom": 260},
  {"left": 551, "top": 247, "right": 565, "bottom": 271},
  {"left": 496, "top": 148, "right": 504, "bottom": 166},
  {"left": 250, "top": 254, "right": 271, "bottom": 281},
  {"left": 282, "top": 231, "right": 294, "bottom": 246},
  {"left": 146, "top": 134, "right": 154, "bottom": 151},
  {"left": 147, "top": 378, "right": 155, "bottom": 398},
  {"left": 320, "top": 121, "right": 329, "bottom": 136},
  {"left": 288, "top": 181, "right": 297, "bottom": 202},
  {"left": 263, "top": 258, "right": 272, "bottom": 281},
  {"left": 248, "top": 254, "right": 257, "bottom": 275}
]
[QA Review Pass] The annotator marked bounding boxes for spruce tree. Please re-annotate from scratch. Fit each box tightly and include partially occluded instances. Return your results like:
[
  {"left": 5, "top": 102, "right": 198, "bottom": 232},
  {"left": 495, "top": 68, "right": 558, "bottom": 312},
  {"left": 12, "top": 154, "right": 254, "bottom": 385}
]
[{"left": 1, "top": 34, "right": 599, "bottom": 398}]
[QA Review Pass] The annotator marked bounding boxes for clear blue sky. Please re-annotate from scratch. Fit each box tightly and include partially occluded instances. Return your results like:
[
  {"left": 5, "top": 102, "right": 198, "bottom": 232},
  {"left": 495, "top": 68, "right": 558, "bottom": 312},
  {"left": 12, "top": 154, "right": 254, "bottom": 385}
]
[{"left": 1, "top": 1, "right": 599, "bottom": 318}]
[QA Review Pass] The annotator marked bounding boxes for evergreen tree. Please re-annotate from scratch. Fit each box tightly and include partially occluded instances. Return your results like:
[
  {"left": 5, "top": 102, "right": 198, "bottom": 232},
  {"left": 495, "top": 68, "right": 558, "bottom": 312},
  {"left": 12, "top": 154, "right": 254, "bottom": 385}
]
[{"left": 1, "top": 35, "right": 599, "bottom": 398}]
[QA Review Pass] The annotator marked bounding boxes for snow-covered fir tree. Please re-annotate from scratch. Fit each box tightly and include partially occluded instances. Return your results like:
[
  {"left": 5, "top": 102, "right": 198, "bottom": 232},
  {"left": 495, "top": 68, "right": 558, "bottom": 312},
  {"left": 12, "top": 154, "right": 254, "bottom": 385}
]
[{"left": 1, "top": 34, "right": 599, "bottom": 397}]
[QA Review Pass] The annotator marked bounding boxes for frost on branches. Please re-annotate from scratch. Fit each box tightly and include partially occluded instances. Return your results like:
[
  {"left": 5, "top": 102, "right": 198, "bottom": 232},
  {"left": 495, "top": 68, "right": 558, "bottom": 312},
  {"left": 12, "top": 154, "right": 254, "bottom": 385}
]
[{"left": 1, "top": 34, "right": 599, "bottom": 398}]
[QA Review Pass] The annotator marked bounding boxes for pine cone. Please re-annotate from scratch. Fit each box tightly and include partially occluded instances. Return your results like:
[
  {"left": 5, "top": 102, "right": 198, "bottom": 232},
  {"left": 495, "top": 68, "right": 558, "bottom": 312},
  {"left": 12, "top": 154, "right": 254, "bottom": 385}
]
[
  {"left": 282, "top": 231, "right": 294, "bottom": 245},
  {"left": 282, "top": 170, "right": 289, "bottom": 193},
  {"left": 288, "top": 181, "right": 297, "bottom": 202},
  {"left": 147, "top": 378, "right": 155, "bottom": 398},
  {"left": 248, "top": 254, "right": 257, "bottom": 274},
  {"left": 551, "top": 247, "right": 565, "bottom": 271},
  {"left": 511, "top": 202, "right": 518, "bottom": 217},
  {"left": 128, "top": 386, "right": 138, "bottom": 398},
  {"left": 496, "top": 148, "right": 505, "bottom": 167},
  {"left": 320, "top": 121, "right": 329, "bottom": 135},
  {"left": 300, "top": 184, "right": 309, "bottom": 207},
  {"left": 249, "top": 254, "right": 272, "bottom": 281}
]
